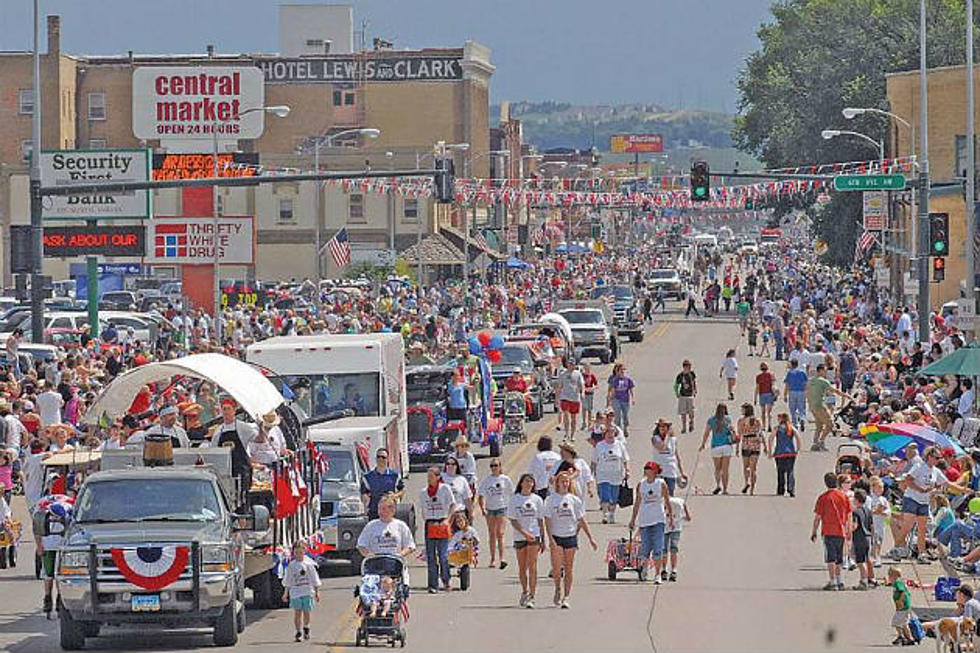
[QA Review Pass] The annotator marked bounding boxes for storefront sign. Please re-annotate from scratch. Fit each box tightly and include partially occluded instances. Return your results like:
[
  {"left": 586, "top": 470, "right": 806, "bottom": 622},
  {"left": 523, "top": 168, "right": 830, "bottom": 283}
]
[
  {"left": 98, "top": 263, "right": 143, "bottom": 275},
  {"left": 148, "top": 216, "right": 254, "bottom": 264},
  {"left": 43, "top": 225, "right": 146, "bottom": 257},
  {"left": 863, "top": 191, "right": 887, "bottom": 231},
  {"left": 39, "top": 149, "right": 150, "bottom": 220},
  {"left": 609, "top": 134, "right": 664, "bottom": 154},
  {"left": 152, "top": 153, "right": 260, "bottom": 180},
  {"left": 133, "top": 67, "right": 265, "bottom": 140},
  {"left": 257, "top": 56, "right": 463, "bottom": 83}
]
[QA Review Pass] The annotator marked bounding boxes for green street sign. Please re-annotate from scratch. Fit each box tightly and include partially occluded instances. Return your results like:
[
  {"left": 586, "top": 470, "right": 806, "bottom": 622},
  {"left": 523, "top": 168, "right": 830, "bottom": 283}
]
[{"left": 833, "top": 174, "right": 906, "bottom": 191}]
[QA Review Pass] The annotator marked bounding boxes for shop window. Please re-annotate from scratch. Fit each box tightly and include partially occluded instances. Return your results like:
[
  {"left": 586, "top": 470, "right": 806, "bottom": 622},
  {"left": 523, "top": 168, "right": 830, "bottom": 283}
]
[
  {"left": 403, "top": 198, "right": 419, "bottom": 222},
  {"left": 349, "top": 194, "right": 365, "bottom": 222}
]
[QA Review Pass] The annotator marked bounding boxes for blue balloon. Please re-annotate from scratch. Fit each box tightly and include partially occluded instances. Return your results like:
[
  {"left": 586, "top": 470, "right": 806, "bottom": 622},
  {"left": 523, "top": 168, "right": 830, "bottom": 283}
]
[
  {"left": 468, "top": 337, "right": 482, "bottom": 355},
  {"left": 489, "top": 335, "right": 505, "bottom": 350}
]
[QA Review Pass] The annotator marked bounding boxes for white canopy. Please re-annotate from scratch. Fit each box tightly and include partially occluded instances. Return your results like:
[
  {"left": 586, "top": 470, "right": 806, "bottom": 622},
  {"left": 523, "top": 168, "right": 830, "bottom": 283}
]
[{"left": 84, "top": 353, "right": 283, "bottom": 424}]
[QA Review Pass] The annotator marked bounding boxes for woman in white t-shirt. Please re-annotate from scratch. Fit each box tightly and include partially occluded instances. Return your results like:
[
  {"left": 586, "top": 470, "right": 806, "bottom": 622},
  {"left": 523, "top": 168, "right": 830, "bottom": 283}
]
[
  {"left": 719, "top": 349, "right": 739, "bottom": 401},
  {"left": 628, "top": 462, "right": 673, "bottom": 584},
  {"left": 651, "top": 419, "right": 687, "bottom": 496},
  {"left": 477, "top": 458, "right": 514, "bottom": 570},
  {"left": 356, "top": 496, "right": 416, "bottom": 559},
  {"left": 508, "top": 473, "right": 545, "bottom": 609},
  {"left": 544, "top": 472, "right": 597, "bottom": 609},
  {"left": 442, "top": 456, "right": 474, "bottom": 520},
  {"left": 591, "top": 428, "right": 630, "bottom": 524}
]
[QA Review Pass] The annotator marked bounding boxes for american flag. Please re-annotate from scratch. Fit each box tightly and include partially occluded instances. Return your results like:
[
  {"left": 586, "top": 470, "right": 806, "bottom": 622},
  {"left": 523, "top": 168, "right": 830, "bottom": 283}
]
[
  {"left": 472, "top": 230, "right": 490, "bottom": 252},
  {"left": 327, "top": 228, "right": 351, "bottom": 268},
  {"left": 854, "top": 230, "right": 877, "bottom": 260}
]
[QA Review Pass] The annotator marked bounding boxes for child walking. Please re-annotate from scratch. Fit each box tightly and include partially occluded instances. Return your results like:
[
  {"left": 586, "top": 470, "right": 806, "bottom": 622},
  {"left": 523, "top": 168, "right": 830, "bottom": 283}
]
[
  {"left": 282, "top": 540, "right": 321, "bottom": 642},
  {"left": 662, "top": 495, "right": 691, "bottom": 582},
  {"left": 887, "top": 566, "right": 914, "bottom": 646}
]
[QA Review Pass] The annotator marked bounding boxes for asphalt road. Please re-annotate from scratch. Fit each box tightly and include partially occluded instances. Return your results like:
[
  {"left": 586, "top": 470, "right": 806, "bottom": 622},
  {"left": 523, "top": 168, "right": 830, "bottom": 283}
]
[{"left": 0, "top": 307, "right": 925, "bottom": 652}]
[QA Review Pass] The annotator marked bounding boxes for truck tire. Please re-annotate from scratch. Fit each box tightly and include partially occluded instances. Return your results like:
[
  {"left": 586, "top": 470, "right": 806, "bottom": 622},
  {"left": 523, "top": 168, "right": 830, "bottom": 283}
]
[
  {"left": 250, "top": 570, "right": 271, "bottom": 609},
  {"left": 58, "top": 602, "right": 86, "bottom": 650},
  {"left": 269, "top": 571, "right": 288, "bottom": 608},
  {"left": 489, "top": 437, "right": 502, "bottom": 458},
  {"left": 236, "top": 599, "right": 247, "bottom": 634},
  {"left": 213, "top": 602, "right": 239, "bottom": 647}
]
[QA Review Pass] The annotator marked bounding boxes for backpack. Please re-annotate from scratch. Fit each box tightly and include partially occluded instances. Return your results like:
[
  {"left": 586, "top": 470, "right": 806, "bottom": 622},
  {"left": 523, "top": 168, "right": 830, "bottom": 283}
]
[{"left": 907, "top": 614, "right": 924, "bottom": 643}]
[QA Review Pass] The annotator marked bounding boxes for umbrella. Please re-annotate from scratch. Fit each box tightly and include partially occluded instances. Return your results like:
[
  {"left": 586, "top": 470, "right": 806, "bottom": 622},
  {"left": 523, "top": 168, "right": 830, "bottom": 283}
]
[
  {"left": 919, "top": 343, "right": 980, "bottom": 377},
  {"left": 867, "top": 434, "right": 915, "bottom": 457},
  {"left": 506, "top": 257, "right": 530, "bottom": 270},
  {"left": 872, "top": 422, "right": 965, "bottom": 456}
]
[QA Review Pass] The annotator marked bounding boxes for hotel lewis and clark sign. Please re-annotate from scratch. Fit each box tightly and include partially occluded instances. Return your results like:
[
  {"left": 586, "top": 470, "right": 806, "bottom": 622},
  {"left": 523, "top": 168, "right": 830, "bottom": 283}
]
[{"left": 258, "top": 55, "right": 463, "bottom": 83}]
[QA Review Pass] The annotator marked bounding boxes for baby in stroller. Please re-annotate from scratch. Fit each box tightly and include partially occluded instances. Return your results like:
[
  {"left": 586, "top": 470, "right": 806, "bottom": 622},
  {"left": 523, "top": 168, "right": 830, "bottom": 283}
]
[
  {"left": 354, "top": 555, "right": 409, "bottom": 647},
  {"left": 360, "top": 574, "right": 398, "bottom": 618}
]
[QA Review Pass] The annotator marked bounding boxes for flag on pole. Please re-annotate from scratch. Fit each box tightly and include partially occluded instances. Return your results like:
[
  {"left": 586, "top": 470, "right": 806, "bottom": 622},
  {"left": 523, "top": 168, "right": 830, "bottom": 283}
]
[
  {"left": 327, "top": 228, "right": 351, "bottom": 268},
  {"left": 473, "top": 230, "right": 490, "bottom": 252},
  {"left": 854, "top": 230, "right": 876, "bottom": 260}
]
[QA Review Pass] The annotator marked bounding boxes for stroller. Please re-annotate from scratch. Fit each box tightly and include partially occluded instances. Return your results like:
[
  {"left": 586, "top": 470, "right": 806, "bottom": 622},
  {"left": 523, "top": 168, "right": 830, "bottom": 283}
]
[
  {"left": 605, "top": 526, "right": 647, "bottom": 581},
  {"left": 835, "top": 443, "right": 867, "bottom": 481},
  {"left": 354, "top": 555, "right": 409, "bottom": 648},
  {"left": 502, "top": 391, "right": 527, "bottom": 445}
]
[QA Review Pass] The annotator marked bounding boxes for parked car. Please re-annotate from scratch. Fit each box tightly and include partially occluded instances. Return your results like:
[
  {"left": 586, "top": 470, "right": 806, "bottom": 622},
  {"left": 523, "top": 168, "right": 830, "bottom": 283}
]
[{"left": 99, "top": 290, "right": 138, "bottom": 311}]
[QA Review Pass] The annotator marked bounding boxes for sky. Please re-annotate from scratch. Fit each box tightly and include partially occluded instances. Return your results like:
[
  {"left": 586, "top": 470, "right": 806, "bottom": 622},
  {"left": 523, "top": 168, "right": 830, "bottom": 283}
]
[{"left": 1, "top": 0, "right": 775, "bottom": 112}]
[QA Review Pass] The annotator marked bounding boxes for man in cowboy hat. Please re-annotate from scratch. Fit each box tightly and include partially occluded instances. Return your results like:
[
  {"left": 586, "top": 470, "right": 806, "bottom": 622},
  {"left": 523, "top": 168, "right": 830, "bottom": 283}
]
[
  {"left": 247, "top": 411, "right": 288, "bottom": 465},
  {"left": 129, "top": 404, "right": 191, "bottom": 448},
  {"left": 210, "top": 398, "right": 258, "bottom": 503}
]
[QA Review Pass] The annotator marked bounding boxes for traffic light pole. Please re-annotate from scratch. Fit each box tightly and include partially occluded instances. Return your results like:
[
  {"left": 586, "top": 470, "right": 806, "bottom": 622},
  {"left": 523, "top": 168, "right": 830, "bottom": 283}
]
[
  {"left": 29, "top": 0, "right": 43, "bottom": 344},
  {"left": 917, "top": 0, "right": 931, "bottom": 344}
]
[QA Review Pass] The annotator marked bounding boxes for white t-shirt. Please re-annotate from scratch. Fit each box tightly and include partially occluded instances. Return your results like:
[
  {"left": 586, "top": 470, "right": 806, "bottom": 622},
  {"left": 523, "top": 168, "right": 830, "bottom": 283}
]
[
  {"left": 592, "top": 439, "right": 630, "bottom": 485},
  {"left": 635, "top": 478, "right": 667, "bottom": 527},
  {"left": 544, "top": 492, "right": 584, "bottom": 538},
  {"left": 721, "top": 357, "right": 738, "bottom": 380},
  {"left": 36, "top": 390, "right": 64, "bottom": 427},
  {"left": 282, "top": 556, "right": 321, "bottom": 599},
  {"left": 903, "top": 459, "right": 945, "bottom": 505},
  {"left": 356, "top": 518, "right": 415, "bottom": 556},
  {"left": 507, "top": 492, "right": 544, "bottom": 542},
  {"left": 865, "top": 493, "right": 889, "bottom": 537},
  {"left": 651, "top": 435, "right": 680, "bottom": 478},
  {"left": 529, "top": 450, "right": 561, "bottom": 490},
  {"left": 418, "top": 484, "right": 457, "bottom": 521},
  {"left": 441, "top": 473, "right": 473, "bottom": 508},
  {"left": 477, "top": 474, "right": 515, "bottom": 512},
  {"left": 666, "top": 497, "right": 686, "bottom": 533}
]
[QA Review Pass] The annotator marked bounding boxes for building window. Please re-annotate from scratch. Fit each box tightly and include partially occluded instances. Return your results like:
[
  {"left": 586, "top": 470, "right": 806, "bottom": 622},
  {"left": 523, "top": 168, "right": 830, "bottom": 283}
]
[
  {"left": 18, "top": 90, "right": 34, "bottom": 115},
  {"left": 306, "top": 38, "right": 324, "bottom": 47},
  {"left": 344, "top": 92, "right": 356, "bottom": 105},
  {"left": 333, "top": 90, "right": 343, "bottom": 106},
  {"left": 403, "top": 198, "right": 419, "bottom": 222},
  {"left": 349, "top": 194, "right": 365, "bottom": 222},
  {"left": 20, "top": 140, "right": 32, "bottom": 163},
  {"left": 278, "top": 198, "right": 294, "bottom": 223},
  {"left": 88, "top": 138, "right": 107, "bottom": 150},
  {"left": 87, "top": 92, "right": 106, "bottom": 120}
]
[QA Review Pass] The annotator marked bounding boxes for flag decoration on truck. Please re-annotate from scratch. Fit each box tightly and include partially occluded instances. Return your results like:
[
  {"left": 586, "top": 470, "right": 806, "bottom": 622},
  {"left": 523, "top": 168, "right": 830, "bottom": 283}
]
[{"left": 110, "top": 545, "right": 189, "bottom": 591}]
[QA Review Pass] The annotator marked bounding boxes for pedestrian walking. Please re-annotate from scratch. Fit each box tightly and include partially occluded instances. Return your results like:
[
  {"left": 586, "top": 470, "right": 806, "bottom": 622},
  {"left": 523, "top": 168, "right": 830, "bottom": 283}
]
[
  {"left": 580, "top": 363, "right": 598, "bottom": 431},
  {"left": 508, "top": 473, "right": 545, "bottom": 608},
  {"left": 767, "top": 412, "right": 800, "bottom": 497},
  {"left": 719, "top": 349, "right": 738, "bottom": 401},
  {"left": 606, "top": 363, "right": 636, "bottom": 437},
  {"left": 654, "top": 286, "right": 666, "bottom": 313},
  {"left": 782, "top": 358, "right": 808, "bottom": 433},
  {"left": 544, "top": 472, "right": 597, "bottom": 609},
  {"left": 629, "top": 461, "right": 674, "bottom": 584},
  {"left": 592, "top": 425, "right": 630, "bottom": 523},
  {"left": 651, "top": 418, "right": 687, "bottom": 495},
  {"left": 674, "top": 360, "right": 697, "bottom": 434},
  {"left": 699, "top": 403, "right": 735, "bottom": 495},
  {"left": 685, "top": 290, "right": 700, "bottom": 318},
  {"left": 419, "top": 466, "right": 458, "bottom": 593},
  {"left": 754, "top": 362, "right": 776, "bottom": 431},
  {"left": 528, "top": 436, "right": 561, "bottom": 500},
  {"left": 805, "top": 364, "right": 848, "bottom": 451},
  {"left": 810, "top": 472, "right": 852, "bottom": 591},
  {"left": 282, "top": 539, "right": 321, "bottom": 642},
  {"left": 736, "top": 403, "right": 766, "bottom": 495},
  {"left": 664, "top": 494, "right": 692, "bottom": 582},
  {"left": 477, "top": 458, "right": 514, "bottom": 570},
  {"left": 556, "top": 357, "right": 585, "bottom": 441}
]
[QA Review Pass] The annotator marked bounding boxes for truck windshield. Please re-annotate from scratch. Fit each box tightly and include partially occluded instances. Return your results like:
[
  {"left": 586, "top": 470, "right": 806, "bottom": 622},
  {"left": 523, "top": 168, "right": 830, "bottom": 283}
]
[
  {"left": 648, "top": 270, "right": 675, "bottom": 279},
  {"left": 74, "top": 479, "right": 221, "bottom": 523},
  {"left": 496, "top": 346, "right": 534, "bottom": 371},
  {"left": 560, "top": 310, "right": 603, "bottom": 324},
  {"left": 320, "top": 450, "right": 357, "bottom": 484},
  {"left": 271, "top": 372, "right": 380, "bottom": 419}
]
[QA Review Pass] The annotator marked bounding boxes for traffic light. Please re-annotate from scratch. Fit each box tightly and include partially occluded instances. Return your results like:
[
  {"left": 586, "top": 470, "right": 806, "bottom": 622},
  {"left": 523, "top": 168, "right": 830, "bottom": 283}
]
[
  {"left": 933, "top": 256, "right": 946, "bottom": 282},
  {"left": 690, "top": 160, "right": 709, "bottom": 201},
  {"left": 744, "top": 198, "right": 754, "bottom": 210},
  {"left": 433, "top": 157, "right": 455, "bottom": 204},
  {"left": 929, "top": 212, "right": 950, "bottom": 256},
  {"left": 590, "top": 222, "right": 601, "bottom": 238}
]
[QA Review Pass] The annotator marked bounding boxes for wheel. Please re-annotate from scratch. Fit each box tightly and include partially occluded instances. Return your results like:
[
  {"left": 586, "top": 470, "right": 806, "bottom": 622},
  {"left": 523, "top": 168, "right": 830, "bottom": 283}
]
[
  {"left": 607, "top": 561, "right": 617, "bottom": 581},
  {"left": 236, "top": 600, "right": 247, "bottom": 634},
  {"left": 489, "top": 438, "right": 501, "bottom": 459},
  {"left": 213, "top": 602, "right": 239, "bottom": 647},
  {"left": 459, "top": 565, "right": 471, "bottom": 591},
  {"left": 599, "top": 351, "right": 611, "bottom": 365},
  {"left": 638, "top": 565, "right": 648, "bottom": 582},
  {"left": 355, "top": 628, "right": 364, "bottom": 647},
  {"left": 251, "top": 569, "right": 272, "bottom": 608},
  {"left": 82, "top": 622, "right": 100, "bottom": 638},
  {"left": 268, "top": 571, "right": 288, "bottom": 609},
  {"left": 58, "top": 601, "right": 86, "bottom": 650}
]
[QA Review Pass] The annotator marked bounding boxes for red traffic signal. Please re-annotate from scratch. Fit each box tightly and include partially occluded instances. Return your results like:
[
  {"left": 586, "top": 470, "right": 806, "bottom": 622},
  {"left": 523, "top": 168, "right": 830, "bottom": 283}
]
[{"left": 932, "top": 256, "right": 946, "bottom": 282}]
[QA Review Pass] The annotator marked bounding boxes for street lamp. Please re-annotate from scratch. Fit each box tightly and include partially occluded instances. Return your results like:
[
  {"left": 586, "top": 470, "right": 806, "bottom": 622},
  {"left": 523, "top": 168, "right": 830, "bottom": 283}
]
[
  {"left": 306, "top": 128, "right": 381, "bottom": 282},
  {"left": 461, "top": 150, "right": 510, "bottom": 281},
  {"left": 821, "top": 129, "right": 885, "bottom": 160},
  {"left": 211, "top": 105, "right": 290, "bottom": 334},
  {"left": 414, "top": 142, "right": 469, "bottom": 289}
]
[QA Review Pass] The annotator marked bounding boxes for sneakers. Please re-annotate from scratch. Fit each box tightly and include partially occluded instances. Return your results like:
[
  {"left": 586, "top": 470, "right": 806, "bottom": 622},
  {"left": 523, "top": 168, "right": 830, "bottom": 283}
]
[
  {"left": 525, "top": 598, "right": 535, "bottom": 609},
  {"left": 660, "top": 570, "right": 668, "bottom": 582},
  {"left": 653, "top": 576, "right": 663, "bottom": 585},
  {"left": 303, "top": 628, "right": 310, "bottom": 641},
  {"left": 669, "top": 571, "right": 677, "bottom": 582},
  {"left": 560, "top": 598, "right": 570, "bottom": 609},
  {"left": 553, "top": 587, "right": 562, "bottom": 606},
  {"left": 854, "top": 581, "right": 869, "bottom": 591},
  {"left": 428, "top": 587, "right": 438, "bottom": 594},
  {"left": 822, "top": 582, "right": 838, "bottom": 591},
  {"left": 295, "top": 632, "right": 302, "bottom": 643},
  {"left": 602, "top": 515, "right": 609, "bottom": 525},
  {"left": 519, "top": 592, "right": 528, "bottom": 607},
  {"left": 836, "top": 581, "right": 845, "bottom": 591}
]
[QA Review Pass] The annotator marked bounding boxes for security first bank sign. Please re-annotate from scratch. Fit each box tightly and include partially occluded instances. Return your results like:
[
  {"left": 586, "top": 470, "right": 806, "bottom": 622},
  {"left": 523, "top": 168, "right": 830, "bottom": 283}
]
[{"left": 132, "top": 66, "right": 265, "bottom": 140}]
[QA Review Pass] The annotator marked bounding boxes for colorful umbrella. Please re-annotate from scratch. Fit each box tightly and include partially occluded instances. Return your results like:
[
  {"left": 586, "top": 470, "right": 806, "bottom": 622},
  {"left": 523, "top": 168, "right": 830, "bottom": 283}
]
[
  {"left": 874, "top": 422, "right": 965, "bottom": 456},
  {"left": 866, "top": 434, "right": 915, "bottom": 457}
]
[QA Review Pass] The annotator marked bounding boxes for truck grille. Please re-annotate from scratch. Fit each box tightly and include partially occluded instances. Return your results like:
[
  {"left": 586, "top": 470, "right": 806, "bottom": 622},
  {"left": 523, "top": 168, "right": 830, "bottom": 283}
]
[{"left": 95, "top": 546, "right": 193, "bottom": 583}]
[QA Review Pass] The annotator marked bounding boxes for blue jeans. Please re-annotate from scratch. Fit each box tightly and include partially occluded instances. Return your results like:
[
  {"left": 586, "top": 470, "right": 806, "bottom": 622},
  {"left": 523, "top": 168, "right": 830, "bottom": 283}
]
[
  {"left": 639, "top": 523, "right": 666, "bottom": 562},
  {"left": 774, "top": 334, "right": 784, "bottom": 360},
  {"left": 425, "top": 535, "right": 450, "bottom": 589},
  {"left": 611, "top": 398, "right": 631, "bottom": 434},
  {"left": 943, "top": 520, "right": 980, "bottom": 557},
  {"left": 663, "top": 477, "right": 677, "bottom": 496},
  {"left": 787, "top": 391, "right": 806, "bottom": 427}
]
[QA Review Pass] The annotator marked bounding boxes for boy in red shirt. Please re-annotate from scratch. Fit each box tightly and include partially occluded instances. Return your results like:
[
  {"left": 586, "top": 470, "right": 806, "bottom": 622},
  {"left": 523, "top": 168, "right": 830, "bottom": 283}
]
[{"left": 811, "top": 472, "right": 852, "bottom": 590}]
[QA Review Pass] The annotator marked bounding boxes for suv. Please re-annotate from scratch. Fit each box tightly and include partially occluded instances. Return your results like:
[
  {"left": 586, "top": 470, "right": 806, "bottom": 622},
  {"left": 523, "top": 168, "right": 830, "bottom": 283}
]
[
  {"left": 490, "top": 343, "right": 549, "bottom": 420},
  {"left": 99, "top": 291, "right": 138, "bottom": 311},
  {"left": 590, "top": 285, "right": 643, "bottom": 343},
  {"left": 645, "top": 269, "right": 684, "bottom": 300},
  {"left": 556, "top": 302, "right": 615, "bottom": 364}
]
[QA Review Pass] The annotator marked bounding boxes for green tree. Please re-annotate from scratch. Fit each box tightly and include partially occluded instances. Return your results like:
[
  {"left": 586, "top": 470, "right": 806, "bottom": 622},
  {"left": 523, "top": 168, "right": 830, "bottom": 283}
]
[{"left": 734, "top": 0, "right": 973, "bottom": 265}]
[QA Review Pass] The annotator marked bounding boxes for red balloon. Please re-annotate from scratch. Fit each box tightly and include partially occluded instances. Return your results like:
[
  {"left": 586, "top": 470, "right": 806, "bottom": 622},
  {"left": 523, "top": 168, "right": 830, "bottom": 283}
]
[
  {"left": 487, "top": 349, "right": 502, "bottom": 364},
  {"left": 477, "top": 330, "right": 492, "bottom": 347}
]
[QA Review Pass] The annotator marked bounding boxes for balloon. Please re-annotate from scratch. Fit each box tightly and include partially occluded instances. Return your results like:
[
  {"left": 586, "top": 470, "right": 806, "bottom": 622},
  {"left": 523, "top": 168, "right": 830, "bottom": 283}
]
[
  {"left": 970, "top": 497, "right": 980, "bottom": 515},
  {"left": 489, "top": 335, "right": 505, "bottom": 350},
  {"left": 487, "top": 349, "right": 502, "bottom": 364},
  {"left": 468, "top": 338, "right": 482, "bottom": 355},
  {"left": 477, "top": 331, "right": 492, "bottom": 347}
]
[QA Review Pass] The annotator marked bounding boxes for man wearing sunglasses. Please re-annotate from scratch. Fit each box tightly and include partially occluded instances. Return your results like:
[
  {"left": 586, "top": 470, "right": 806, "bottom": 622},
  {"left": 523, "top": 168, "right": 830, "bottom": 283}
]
[{"left": 360, "top": 448, "right": 405, "bottom": 520}]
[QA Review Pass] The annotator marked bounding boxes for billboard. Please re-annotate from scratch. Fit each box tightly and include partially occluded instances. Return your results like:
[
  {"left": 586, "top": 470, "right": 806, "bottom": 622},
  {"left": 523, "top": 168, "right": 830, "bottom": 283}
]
[
  {"left": 257, "top": 56, "right": 463, "bottom": 83},
  {"left": 39, "top": 149, "right": 151, "bottom": 220},
  {"left": 148, "top": 216, "right": 254, "bottom": 264},
  {"left": 133, "top": 67, "right": 265, "bottom": 140},
  {"left": 609, "top": 134, "right": 664, "bottom": 154},
  {"left": 863, "top": 191, "right": 887, "bottom": 230},
  {"left": 152, "top": 152, "right": 260, "bottom": 180},
  {"left": 43, "top": 225, "right": 146, "bottom": 257}
]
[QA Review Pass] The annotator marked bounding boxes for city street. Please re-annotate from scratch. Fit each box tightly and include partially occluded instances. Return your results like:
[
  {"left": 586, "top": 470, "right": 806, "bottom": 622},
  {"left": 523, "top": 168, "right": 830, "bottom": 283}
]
[{"left": 1, "top": 308, "right": 931, "bottom": 653}]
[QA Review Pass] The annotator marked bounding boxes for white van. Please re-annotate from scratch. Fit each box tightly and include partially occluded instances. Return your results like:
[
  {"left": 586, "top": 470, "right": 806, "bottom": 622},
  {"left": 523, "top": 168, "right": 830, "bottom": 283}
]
[{"left": 245, "top": 334, "right": 408, "bottom": 474}]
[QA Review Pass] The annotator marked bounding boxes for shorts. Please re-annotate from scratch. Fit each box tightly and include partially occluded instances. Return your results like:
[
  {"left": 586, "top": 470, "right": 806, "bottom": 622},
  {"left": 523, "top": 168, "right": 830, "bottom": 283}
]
[
  {"left": 812, "top": 405, "right": 832, "bottom": 431},
  {"left": 42, "top": 551, "right": 57, "bottom": 579},
  {"left": 486, "top": 508, "right": 506, "bottom": 517},
  {"left": 666, "top": 530, "right": 681, "bottom": 553},
  {"left": 901, "top": 496, "right": 930, "bottom": 517},
  {"left": 551, "top": 534, "right": 578, "bottom": 550},
  {"left": 741, "top": 447, "right": 761, "bottom": 459},
  {"left": 758, "top": 392, "right": 775, "bottom": 406},
  {"left": 560, "top": 400, "right": 581, "bottom": 415},
  {"left": 447, "top": 407, "right": 467, "bottom": 421},
  {"left": 514, "top": 539, "right": 539, "bottom": 550},
  {"left": 853, "top": 539, "right": 870, "bottom": 564},
  {"left": 582, "top": 394, "right": 594, "bottom": 413},
  {"left": 711, "top": 444, "right": 734, "bottom": 459},
  {"left": 597, "top": 482, "right": 619, "bottom": 505},
  {"left": 663, "top": 476, "right": 677, "bottom": 496},
  {"left": 823, "top": 535, "right": 845, "bottom": 564},
  {"left": 677, "top": 396, "right": 695, "bottom": 416},
  {"left": 639, "top": 523, "right": 666, "bottom": 560},
  {"left": 891, "top": 609, "right": 911, "bottom": 628},
  {"left": 290, "top": 595, "right": 315, "bottom": 611}
]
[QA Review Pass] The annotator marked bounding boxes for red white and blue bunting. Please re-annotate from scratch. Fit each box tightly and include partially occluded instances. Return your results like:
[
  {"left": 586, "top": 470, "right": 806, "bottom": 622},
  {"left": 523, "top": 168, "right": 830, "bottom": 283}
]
[{"left": 110, "top": 545, "right": 189, "bottom": 591}]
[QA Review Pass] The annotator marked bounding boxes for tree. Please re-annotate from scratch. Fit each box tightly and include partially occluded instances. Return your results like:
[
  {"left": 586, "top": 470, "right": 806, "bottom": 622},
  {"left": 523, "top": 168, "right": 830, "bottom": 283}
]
[{"left": 734, "top": 0, "right": 974, "bottom": 263}]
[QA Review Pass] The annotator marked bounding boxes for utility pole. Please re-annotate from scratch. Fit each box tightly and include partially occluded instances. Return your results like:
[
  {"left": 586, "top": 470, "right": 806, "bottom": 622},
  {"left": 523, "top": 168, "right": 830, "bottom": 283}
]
[
  {"left": 917, "top": 0, "right": 931, "bottom": 343},
  {"left": 967, "top": 0, "right": 976, "bottom": 312},
  {"left": 29, "top": 0, "right": 43, "bottom": 343}
]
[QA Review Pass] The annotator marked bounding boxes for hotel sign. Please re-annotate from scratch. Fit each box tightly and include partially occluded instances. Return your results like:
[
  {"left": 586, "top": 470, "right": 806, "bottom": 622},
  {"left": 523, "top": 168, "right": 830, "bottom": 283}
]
[{"left": 258, "top": 56, "right": 463, "bottom": 83}]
